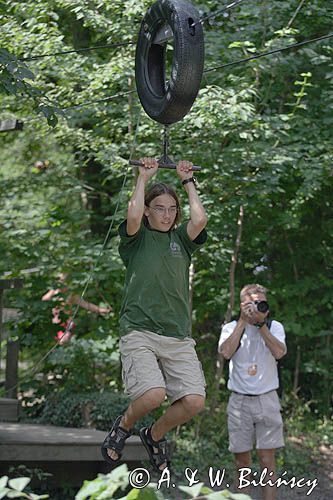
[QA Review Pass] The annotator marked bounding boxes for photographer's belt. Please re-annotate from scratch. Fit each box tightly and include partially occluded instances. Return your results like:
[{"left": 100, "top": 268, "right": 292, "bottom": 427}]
[{"left": 232, "top": 389, "right": 276, "bottom": 397}]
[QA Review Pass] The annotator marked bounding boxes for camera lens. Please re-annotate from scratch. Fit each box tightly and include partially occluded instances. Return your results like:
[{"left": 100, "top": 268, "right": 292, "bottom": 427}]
[{"left": 256, "top": 300, "right": 269, "bottom": 313}]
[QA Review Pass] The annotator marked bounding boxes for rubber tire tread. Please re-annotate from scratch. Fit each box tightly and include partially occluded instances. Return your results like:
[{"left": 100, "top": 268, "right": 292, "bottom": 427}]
[{"left": 135, "top": 0, "right": 204, "bottom": 125}]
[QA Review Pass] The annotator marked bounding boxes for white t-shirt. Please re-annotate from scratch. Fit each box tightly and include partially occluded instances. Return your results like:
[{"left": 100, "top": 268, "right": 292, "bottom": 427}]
[{"left": 219, "top": 320, "right": 286, "bottom": 395}]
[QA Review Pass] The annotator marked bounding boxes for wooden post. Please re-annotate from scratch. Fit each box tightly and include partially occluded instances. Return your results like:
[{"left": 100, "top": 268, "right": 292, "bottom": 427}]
[
  {"left": 0, "top": 279, "right": 23, "bottom": 379},
  {"left": 0, "top": 289, "right": 3, "bottom": 371},
  {"left": 5, "top": 340, "right": 19, "bottom": 398}
]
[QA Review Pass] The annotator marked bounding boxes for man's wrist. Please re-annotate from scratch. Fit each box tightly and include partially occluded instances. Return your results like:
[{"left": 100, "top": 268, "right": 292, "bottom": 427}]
[
  {"left": 138, "top": 174, "right": 150, "bottom": 184},
  {"left": 238, "top": 317, "right": 246, "bottom": 327},
  {"left": 181, "top": 177, "right": 197, "bottom": 187},
  {"left": 138, "top": 172, "right": 147, "bottom": 180},
  {"left": 254, "top": 319, "right": 267, "bottom": 328}
]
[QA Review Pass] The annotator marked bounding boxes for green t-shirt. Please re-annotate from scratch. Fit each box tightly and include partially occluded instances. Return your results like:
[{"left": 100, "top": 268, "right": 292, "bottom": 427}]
[{"left": 118, "top": 220, "right": 207, "bottom": 339}]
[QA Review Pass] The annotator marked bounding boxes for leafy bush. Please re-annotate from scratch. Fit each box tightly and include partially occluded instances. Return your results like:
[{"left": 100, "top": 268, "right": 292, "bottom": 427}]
[
  {"left": 20, "top": 335, "right": 123, "bottom": 423},
  {"left": 0, "top": 476, "right": 48, "bottom": 499},
  {"left": 20, "top": 331, "right": 168, "bottom": 431},
  {"left": 75, "top": 464, "right": 253, "bottom": 500},
  {"left": 22, "top": 390, "right": 153, "bottom": 431},
  {"left": 46, "top": 335, "right": 121, "bottom": 392},
  {"left": 171, "top": 407, "right": 233, "bottom": 476},
  {"left": 0, "top": 468, "right": 253, "bottom": 499}
]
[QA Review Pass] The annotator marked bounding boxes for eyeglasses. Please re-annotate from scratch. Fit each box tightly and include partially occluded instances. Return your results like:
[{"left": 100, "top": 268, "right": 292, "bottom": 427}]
[{"left": 149, "top": 206, "right": 178, "bottom": 216}]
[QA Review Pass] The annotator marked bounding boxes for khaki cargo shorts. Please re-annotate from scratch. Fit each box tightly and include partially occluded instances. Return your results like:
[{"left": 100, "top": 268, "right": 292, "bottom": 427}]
[
  {"left": 119, "top": 330, "right": 206, "bottom": 404},
  {"left": 227, "top": 390, "right": 284, "bottom": 453}
]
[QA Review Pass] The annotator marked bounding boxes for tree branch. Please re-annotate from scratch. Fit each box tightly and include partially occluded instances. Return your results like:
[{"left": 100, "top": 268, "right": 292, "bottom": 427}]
[{"left": 287, "top": 0, "right": 307, "bottom": 29}]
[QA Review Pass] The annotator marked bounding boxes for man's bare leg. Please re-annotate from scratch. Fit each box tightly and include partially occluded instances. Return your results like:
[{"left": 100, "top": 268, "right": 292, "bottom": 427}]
[
  {"left": 151, "top": 394, "right": 205, "bottom": 441},
  {"left": 143, "top": 394, "right": 205, "bottom": 470},
  {"left": 235, "top": 451, "right": 251, "bottom": 495},
  {"left": 257, "top": 448, "right": 277, "bottom": 500},
  {"left": 107, "top": 392, "right": 205, "bottom": 464},
  {"left": 107, "top": 387, "right": 166, "bottom": 460}
]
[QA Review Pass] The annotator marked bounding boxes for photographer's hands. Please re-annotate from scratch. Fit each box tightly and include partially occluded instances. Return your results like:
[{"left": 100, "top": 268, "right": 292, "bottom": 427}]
[
  {"left": 241, "top": 300, "right": 286, "bottom": 358},
  {"left": 241, "top": 300, "right": 268, "bottom": 325}
]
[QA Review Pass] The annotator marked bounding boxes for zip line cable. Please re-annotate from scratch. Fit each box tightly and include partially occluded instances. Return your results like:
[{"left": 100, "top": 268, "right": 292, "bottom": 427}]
[
  {"left": 9, "top": 30, "right": 331, "bottom": 121},
  {"left": 4, "top": 30, "right": 331, "bottom": 121},
  {"left": 193, "top": 0, "right": 248, "bottom": 27},
  {"left": 61, "top": 32, "right": 332, "bottom": 111},
  {"left": 17, "top": 40, "right": 136, "bottom": 62},
  {"left": 204, "top": 32, "right": 333, "bottom": 73},
  {"left": 4, "top": 27, "right": 332, "bottom": 390},
  {"left": 63, "top": 89, "right": 136, "bottom": 110},
  {"left": 13, "top": 1, "right": 247, "bottom": 61},
  {"left": 8, "top": 0, "right": 329, "bottom": 70},
  {"left": 52, "top": 111, "right": 140, "bottom": 335},
  {"left": 6, "top": 111, "right": 142, "bottom": 394},
  {"left": 9, "top": 25, "right": 326, "bottom": 380},
  {"left": 2, "top": 89, "right": 137, "bottom": 125}
]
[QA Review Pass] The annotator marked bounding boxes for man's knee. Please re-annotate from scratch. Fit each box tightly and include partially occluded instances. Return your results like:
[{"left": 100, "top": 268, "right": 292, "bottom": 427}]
[
  {"left": 181, "top": 394, "right": 205, "bottom": 416},
  {"left": 140, "top": 388, "right": 166, "bottom": 410},
  {"left": 235, "top": 451, "right": 251, "bottom": 469},
  {"left": 257, "top": 448, "right": 276, "bottom": 469}
]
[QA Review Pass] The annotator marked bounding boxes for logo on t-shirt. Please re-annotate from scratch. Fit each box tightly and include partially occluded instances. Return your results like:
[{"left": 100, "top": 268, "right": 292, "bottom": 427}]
[{"left": 170, "top": 241, "right": 182, "bottom": 257}]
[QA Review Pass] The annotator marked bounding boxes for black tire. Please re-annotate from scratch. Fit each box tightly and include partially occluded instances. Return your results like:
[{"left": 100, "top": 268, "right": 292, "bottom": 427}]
[{"left": 135, "top": 0, "right": 204, "bottom": 125}]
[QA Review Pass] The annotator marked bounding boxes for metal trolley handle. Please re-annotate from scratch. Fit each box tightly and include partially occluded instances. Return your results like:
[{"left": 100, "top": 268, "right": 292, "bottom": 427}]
[{"left": 129, "top": 159, "right": 201, "bottom": 171}]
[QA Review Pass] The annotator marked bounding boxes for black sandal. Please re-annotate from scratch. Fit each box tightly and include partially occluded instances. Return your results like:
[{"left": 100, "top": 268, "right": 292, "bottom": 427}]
[
  {"left": 101, "top": 415, "right": 132, "bottom": 465},
  {"left": 139, "top": 426, "right": 170, "bottom": 472}
]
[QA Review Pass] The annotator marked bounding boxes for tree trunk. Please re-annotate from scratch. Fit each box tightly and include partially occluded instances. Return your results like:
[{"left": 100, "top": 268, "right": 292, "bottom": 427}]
[
  {"left": 189, "top": 262, "right": 195, "bottom": 329},
  {"left": 293, "top": 344, "right": 301, "bottom": 394},
  {"left": 210, "top": 205, "right": 244, "bottom": 412}
]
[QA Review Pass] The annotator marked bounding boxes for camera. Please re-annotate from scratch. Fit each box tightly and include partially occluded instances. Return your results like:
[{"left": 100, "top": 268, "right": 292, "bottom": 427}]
[{"left": 254, "top": 300, "right": 269, "bottom": 313}]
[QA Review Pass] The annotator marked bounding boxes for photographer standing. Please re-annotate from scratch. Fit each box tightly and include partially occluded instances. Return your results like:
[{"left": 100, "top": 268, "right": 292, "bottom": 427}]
[{"left": 218, "top": 284, "right": 286, "bottom": 500}]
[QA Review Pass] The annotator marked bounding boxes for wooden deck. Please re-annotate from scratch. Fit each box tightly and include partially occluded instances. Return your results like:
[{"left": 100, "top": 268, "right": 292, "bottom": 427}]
[{"left": 0, "top": 421, "right": 147, "bottom": 486}]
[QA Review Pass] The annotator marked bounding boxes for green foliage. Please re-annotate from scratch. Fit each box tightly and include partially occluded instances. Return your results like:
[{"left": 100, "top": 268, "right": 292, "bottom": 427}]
[
  {"left": 8, "top": 465, "right": 52, "bottom": 484},
  {"left": 0, "top": 48, "right": 35, "bottom": 91},
  {"left": 75, "top": 464, "right": 129, "bottom": 500},
  {"left": 6, "top": 466, "right": 54, "bottom": 500},
  {"left": 0, "top": 0, "right": 332, "bottom": 418},
  {"left": 74, "top": 464, "right": 252, "bottom": 500},
  {"left": 0, "top": 46, "right": 62, "bottom": 125},
  {"left": 21, "top": 389, "right": 153, "bottom": 431},
  {"left": 172, "top": 397, "right": 332, "bottom": 483},
  {"left": 170, "top": 405, "right": 232, "bottom": 473},
  {"left": 46, "top": 335, "right": 120, "bottom": 392},
  {"left": 0, "top": 10, "right": 332, "bottom": 500},
  {"left": 0, "top": 475, "right": 48, "bottom": 499}
]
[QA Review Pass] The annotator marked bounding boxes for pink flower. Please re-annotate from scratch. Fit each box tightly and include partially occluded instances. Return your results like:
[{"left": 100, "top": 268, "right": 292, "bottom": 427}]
[{"left": 56, "top": 330, "right": 72, "bottom": 344}]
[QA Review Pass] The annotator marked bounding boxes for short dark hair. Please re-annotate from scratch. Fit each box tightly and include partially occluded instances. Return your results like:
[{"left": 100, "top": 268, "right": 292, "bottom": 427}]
[{"left": 144, "top": 182, "right": 182, "bottom": 228}]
